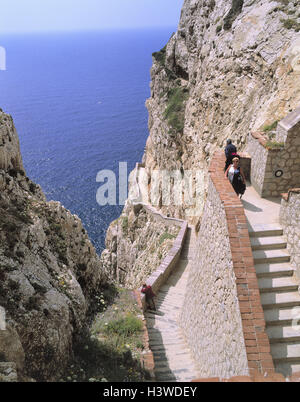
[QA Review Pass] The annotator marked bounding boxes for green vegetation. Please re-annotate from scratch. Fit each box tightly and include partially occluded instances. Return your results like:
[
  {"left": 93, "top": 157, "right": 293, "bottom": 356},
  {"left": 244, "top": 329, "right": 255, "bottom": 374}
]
[
  {"left": 63, "top": 286, "right": 148, "bottom": 382},
  {"left": 265, "top": 140, "right": 284, "bottom": 149},
  {"left": 216, "top": 24, "right": 222, "bottom": 33},
  {"left": 104, "top": 313, "right": 143, "bottom": 338},
  {"left": 159, "top": 231, "right": 176, "bottom": 246},
  {"left": 152, "top": 45, "right": 167, "bottom": 66},
  {"left": 164, "top": 86, "right": 189, "bottom": 133},
  {"left": 122, "top": 216, "right": 128, "bottom": 235},
  {"left": 46, "top": 220, "right": 68, "bottom": 265},
  {"left": 224, "top": 0, "right": 244, "bottom": 30},
  {"left": 281, "top": 18, "right": 300, "bottom": 31},
  {"left": 262, "top": 120, "right": 278, "bottom": 132}
]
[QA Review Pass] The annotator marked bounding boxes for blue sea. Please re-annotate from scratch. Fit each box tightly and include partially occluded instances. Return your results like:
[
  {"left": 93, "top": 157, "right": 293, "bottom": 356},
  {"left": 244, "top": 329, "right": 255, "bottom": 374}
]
[{"left": 0, "top": 29, "right": 174, "bottom": 254}]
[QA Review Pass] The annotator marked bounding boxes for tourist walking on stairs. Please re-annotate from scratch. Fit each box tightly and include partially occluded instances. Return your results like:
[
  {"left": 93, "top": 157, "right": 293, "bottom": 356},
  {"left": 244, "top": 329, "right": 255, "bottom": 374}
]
[
  {"left": 224, "top": 139, "right": 238, "bottom": 172},
  {"left": 225, "top": 157, "right": 246, "bottom": 198},
  {"left": 141, "top": 283, "right": 156, "bottom": 311}
]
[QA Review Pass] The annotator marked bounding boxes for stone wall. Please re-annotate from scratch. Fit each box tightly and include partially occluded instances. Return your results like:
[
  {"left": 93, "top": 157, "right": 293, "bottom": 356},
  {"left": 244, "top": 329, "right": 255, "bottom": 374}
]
[
  {"left": 246, "top": 107, "right": 300, "bottom": 197},
  {"left": 0, "top": 111, "right": 24, "bottom": 172},
  {"left": 180, "top": 178, "right": 249, "bottom": 378},
  {"left": 0, "top": 110, "right": 107, "bottom": 381},
  {"left": 246, "top": 133, "right": 269, "bottom": 196},
  {"left": 280, "top": 189, "right": 300, "bottom": 281}
]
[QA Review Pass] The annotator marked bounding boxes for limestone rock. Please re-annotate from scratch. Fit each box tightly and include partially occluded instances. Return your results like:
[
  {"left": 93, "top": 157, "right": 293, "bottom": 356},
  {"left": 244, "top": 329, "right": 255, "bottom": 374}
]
[
  {"left": 0, "top": 362, "right": 18, "bottom": 382},
  {"left": 0, "top": 325, "right": 25, "bottom": 372},
  {"left": 0, "top": 110, "right": 108, "bottom": 381},
  {"left": 101, "top": 200, "right": 179, "bottom": 289}
]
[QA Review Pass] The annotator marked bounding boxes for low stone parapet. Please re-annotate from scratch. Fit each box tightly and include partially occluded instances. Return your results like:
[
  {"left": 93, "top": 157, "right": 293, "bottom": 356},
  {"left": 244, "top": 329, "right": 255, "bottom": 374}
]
[
  {"left": 246, "top": 107, "right": 300, "bottom": 197},
  {"left": 131, "top": 162, "right": 189, "bottom": 309},
  {"left": 138, "top": 210, "right": 188, "bottom": 310}
]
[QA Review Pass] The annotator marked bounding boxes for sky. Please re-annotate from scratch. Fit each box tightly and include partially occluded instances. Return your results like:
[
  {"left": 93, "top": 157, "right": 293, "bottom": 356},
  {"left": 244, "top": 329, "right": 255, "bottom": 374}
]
[{"left": 0, "top": 0, "right": 184, "bottom": 34}]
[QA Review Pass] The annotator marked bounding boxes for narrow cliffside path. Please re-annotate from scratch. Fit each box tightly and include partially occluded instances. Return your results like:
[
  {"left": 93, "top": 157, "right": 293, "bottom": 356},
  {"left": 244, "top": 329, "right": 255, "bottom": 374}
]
[
  {"left": 242, "top": 183, "right": 300, "bottom": 377},
  {"left": 144, "top": 226, "right": 202, "bottom": 382}
]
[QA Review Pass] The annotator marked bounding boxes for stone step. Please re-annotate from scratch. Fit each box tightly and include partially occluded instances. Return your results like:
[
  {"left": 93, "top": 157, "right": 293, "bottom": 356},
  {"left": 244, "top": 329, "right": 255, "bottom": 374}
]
[
  {"left": 258, "top": 277, "right": 299, "bottom": 293},
  {"left": 156, "top": 362, "right": 198, "bottom": 373},
  {"left": 253, "top": 249, "right": 290, "bottom": 265},
  {"left": 264, "top": 307, "right": 300, "bottom": 327},
  {"left": 250, "top": 236, "right": 287, "bottom": 251},
  {"left": 267, "top": 325, "right": 300, "bottom": 343},
  {"left": 150, "top": 345, "right": 187, "bottom": 352},
  {"left": 248, "top": 224, "right": 283, "bottom": 238},
  {"left": 274, "top": 362, "right": 300, "bottom": 376},
  {"left": 255, "top": 262, "right": 294, "bottom": 278},
  {"left": 154, "top": 361, "right": 198, "bottom": 371},
  {"left": 271, "top": 342, "right": 300, "bottom": 363},
  {"left": 149, "top": 341, "right": 185, "bottom": 348},
  {"left": 152, "top": 352, "right": 192, "bottom": 361},
  {"left": 261, "top": 291, "right": 300, "bottom": 309},
  {"left": 156, "top": 294, "right": 186, "bottom": 301}
]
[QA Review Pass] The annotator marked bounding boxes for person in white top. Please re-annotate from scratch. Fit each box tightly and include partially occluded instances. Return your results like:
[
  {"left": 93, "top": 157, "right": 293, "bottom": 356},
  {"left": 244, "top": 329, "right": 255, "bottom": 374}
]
[{"left": 224, "top": 157, "right": 246, "bottom": 199}]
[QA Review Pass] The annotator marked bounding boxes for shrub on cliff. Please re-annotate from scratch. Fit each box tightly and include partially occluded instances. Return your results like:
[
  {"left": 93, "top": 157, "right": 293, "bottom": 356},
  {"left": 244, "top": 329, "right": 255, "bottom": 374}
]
[
  {"left": 224, "top": 0, "right": 244, "bottom": 30},
  {"left": 152, "top": 45, "right": 167, "bottom": 66},
  {"left": 164, "top": 87, "right": 189, "bottom": 134}
]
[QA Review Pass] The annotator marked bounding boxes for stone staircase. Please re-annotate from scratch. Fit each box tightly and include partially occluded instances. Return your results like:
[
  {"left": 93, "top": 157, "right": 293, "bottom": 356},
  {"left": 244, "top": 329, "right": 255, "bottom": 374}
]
[
  {"left": 144, "top": 227, "right": 201, "bottom": 382},
  {"left": 249, "top": 224, "right": 300, "bottom": 377}
]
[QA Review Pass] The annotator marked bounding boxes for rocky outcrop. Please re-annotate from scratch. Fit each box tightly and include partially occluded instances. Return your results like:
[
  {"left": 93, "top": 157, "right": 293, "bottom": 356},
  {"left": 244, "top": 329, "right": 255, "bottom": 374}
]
[
  {"left": 0, "top": 110, "right": 107, "bottom": 381},
  {"left": 101, "top": 201, "right": 179, "bottom": 289},
  {"left": 0, "top": 111, "right": 23, "bottom": 172}
]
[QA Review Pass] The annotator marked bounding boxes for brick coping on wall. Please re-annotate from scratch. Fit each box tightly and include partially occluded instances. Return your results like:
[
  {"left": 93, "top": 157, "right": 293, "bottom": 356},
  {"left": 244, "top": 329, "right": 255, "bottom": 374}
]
[
  {"left": 208, "top": 150, "right": 275, "bottom": 377},
  {"left": 281, "top": 188, "right": 300, "bottom": 202}
]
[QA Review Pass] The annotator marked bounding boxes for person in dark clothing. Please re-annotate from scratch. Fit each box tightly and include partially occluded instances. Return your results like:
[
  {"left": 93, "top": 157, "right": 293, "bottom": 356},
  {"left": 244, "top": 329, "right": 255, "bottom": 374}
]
[
  {"left": 225, "top": 157, "right": 246, "bottom": 198},
  {"left": 224, "top": 139, "right": 237, "bottom": 172},
  {"left": 141, "top": 283, "right": 156, "bottom": 311}
]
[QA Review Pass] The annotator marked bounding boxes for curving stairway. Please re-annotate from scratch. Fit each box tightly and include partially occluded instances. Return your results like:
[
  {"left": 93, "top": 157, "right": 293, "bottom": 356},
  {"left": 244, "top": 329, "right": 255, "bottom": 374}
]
[{"left": 243, "top": 185, "right": 300, "bottom": 377}]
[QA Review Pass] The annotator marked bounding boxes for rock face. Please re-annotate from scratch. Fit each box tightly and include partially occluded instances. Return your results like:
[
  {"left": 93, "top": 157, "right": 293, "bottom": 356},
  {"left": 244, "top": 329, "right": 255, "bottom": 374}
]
[
  {"left": 102, "top": 0, "right": 300, "bottom": 282},
  {"left": 144, "top": 0, "right": 300, "bottom": 221},
  {"left": 101, "top": 202, "right": 179, "bottom": 289},
  {"left": 0, "top": 110, "right": 107, "bottom": 381}
]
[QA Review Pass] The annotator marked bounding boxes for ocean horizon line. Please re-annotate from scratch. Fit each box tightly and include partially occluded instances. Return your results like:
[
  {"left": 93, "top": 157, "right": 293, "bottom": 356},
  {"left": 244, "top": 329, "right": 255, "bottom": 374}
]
[{"left": 0, "top": 26, "right": 178, "bottom": 37}]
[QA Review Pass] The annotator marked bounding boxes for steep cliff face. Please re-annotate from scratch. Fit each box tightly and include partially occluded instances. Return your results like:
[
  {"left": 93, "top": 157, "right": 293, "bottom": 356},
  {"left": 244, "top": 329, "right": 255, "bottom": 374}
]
[
  {"left": 102, "top": 0, "right": 300, "bottom": 283},
  {"left": 0, "top": 110, "right": 107, "bottom": 381},
  {"left": 144, "top": 0, "right": 300, "bottom": 220}
]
